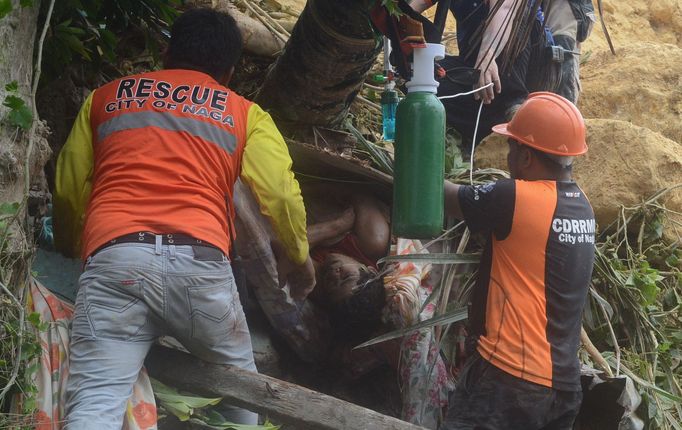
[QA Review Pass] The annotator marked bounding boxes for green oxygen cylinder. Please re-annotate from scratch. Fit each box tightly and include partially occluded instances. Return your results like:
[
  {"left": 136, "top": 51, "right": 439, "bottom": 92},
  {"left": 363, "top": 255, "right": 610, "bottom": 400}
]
[{"left": 392, "top": 43, "right": 446, "bottom": 239}]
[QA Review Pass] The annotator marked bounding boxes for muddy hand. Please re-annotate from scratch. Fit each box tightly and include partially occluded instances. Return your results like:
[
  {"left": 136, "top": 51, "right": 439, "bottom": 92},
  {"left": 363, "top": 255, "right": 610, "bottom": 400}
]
[{"left": 286, "top": 255, "right": 316, "bottom": 301}]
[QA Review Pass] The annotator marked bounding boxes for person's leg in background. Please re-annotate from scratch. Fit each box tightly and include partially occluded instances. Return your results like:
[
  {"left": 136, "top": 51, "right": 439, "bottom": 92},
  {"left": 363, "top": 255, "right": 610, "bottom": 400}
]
[
  {"left": 64, "top": 244, "right": 162, "bottom": 430},
  {"left": 541, "top": 0, "right": 594, "bottom": 103},
  {"left": 165, "top": 244, "right": 258, "bottom": 424},
  {"left": 545, "top": 1, "right": 580, "bottom": 103}
]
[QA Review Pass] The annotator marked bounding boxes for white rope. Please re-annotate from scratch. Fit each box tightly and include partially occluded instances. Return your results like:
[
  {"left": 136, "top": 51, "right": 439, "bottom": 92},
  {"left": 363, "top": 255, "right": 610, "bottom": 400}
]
[
  {"left": 437, "top": 82, "right": 495, "bottom": 100},
  {"left": 470, "top": 99, "right": 485, "bottom": 187},
  {"left": 436, "top": 83, "right": 490, "bottom": 187}
]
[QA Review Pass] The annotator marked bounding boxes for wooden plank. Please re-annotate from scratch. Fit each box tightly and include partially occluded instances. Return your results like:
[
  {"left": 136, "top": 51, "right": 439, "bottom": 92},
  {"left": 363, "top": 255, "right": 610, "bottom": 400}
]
[
  {"left": 287, "top": 140, "right": 393, "bottom": 192},
  {"left": 146, "top": 345, "right": 425, "bottom": 430}
]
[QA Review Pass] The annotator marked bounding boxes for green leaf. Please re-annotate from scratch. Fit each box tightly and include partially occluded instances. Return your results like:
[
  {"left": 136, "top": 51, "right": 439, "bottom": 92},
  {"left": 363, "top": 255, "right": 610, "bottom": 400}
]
[
  {"left": 8, "top": 104, "right": 33, "bottom": 130},
  {"left": 379, "top": 253, "right": 480, "bottom": 265},
  {"left": 58, "top": 33, "right": 92, "bottom": 61},
  {"left": 3, "top": 95, "right": 25, "bottom": 110},
  {"left": 366, "top": 89, "right": 377, "bottom": 103},
  {"left": 3, "top": 94, "right": 32, "bottom": 129},
  {"left": 196, "top": 413, "right": 280, "bottom": 430},
  {"left": 203, "top": 409, "right": 229, "bottom": 426},
  {"left": 99, "top": 28, "right": 117, "bottom": 49},
  {"left": 658, "top": 342, "right": 671, "bottom": 353},
  {"left": 154, "top": 391, "right": 221, "bottom": 409},
  {"left": 19, "top": 0, "right": 33, "bottom": 7},
  {"left": 56, "top": 19, "right": 73, "bottom": 30},
  {"left": 58, "top": 25, "right": 87, "bottom": 36},
  {"left": 588, "top": 287, "right": 614, "bottom": 319},
  {"left": 27, "top": 312, "right": 41, "bottom": 327},
  {"left": 4, "top": 80, "right": 18, "bottom": 92},
  {"left": 0, "top": 201, "right": 19, "bottom": 216},
  {"left": 665, "top": 253, "right": 679, "bottom": 268},
  {"left": 214, "top": 423, "right": 280, "bottom": 430},
  {"left": 645, "top": 214, "right": 664, "bottom": 241},
  {"left": 162, "top": 401, "right": 193, "bottom": 421},
  {"left": 624, "top": 272, "right": 635, "bottom": 287},
  {"left": 0, "top": 0, "right": 12, "bottom": 19},
  {"left": 639, "top": 280, "right": 660, "bottom": 306},
  {"left": 23, "top": 396, "right": 36, "bottom": 413},
  {"left": 354, "top": 306, "right": 468, "bottom": 349},
  {"left": 151, "top": 379, "right": 221, "bottom": 422},
  {"left": 26, "top": 361, "right": 40, "bottom": 377},
  {"left": 380, "top": 0, "right": 403, "bottom": 16}
]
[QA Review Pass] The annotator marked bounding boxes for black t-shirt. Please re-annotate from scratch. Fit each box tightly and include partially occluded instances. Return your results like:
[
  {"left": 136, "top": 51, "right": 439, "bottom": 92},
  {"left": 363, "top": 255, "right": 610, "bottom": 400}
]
[{"left": 458, "top": 178, "right": 595, "bottom": 390}]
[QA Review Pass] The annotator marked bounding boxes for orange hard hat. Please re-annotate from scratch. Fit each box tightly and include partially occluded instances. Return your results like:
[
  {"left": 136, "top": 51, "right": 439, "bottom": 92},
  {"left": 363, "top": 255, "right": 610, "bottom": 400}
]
[{"left": 491, "top": 92, "right": 588, "bottom": 156}]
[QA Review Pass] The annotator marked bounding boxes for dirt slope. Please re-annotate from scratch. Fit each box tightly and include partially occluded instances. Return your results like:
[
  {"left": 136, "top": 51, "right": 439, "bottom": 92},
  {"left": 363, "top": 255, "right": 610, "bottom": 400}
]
[
  {"left": 579, "top": 42, "right": 682, "bottom": 144},
  {"left": 475, "top": 119, "right": 682, "bottom": 241},
  {"left": 583, "top": 0, "right": 682, "bottom": 53},
  {"left": 578, "top": 0, "right": 682, "bottom": 146}
]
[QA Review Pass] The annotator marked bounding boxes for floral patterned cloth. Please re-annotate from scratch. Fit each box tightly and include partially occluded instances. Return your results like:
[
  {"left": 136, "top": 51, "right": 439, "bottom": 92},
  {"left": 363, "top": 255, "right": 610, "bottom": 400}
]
[
  {"left": 384, "top": 239, "right": 455, "bottom": 429},
  {"left": 12, "top": 280, "right": 157, "bottom": 430}
]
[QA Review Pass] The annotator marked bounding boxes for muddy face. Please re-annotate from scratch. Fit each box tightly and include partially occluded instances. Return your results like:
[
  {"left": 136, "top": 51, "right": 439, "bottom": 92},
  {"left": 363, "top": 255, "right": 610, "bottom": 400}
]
[{"left": 318, "top": 253, "right": 369, "bottom": 305}]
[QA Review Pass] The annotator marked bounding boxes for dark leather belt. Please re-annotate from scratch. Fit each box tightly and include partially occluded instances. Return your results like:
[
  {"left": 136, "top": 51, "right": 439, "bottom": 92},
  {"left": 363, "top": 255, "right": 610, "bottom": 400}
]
[{"left": 91, "top": 232, "right": 223, "bottom": 260}]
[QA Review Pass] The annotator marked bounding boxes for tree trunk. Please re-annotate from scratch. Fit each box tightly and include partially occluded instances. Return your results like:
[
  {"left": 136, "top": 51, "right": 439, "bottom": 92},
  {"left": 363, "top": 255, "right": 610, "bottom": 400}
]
[
  {"left": 255, "top": 0, "right": 381, "bottom": 131},
  {"left": 194, "top": 0, "right": 286, "bottom": 57},
  {"left": 0, "top": 1, "right": 42, "bottom": 219},
  {"left": 0, "top": 0, "right": 51, "bottom": 409},
  {"left": 0, "top": 1, "right": 51, "bottom": 282}
]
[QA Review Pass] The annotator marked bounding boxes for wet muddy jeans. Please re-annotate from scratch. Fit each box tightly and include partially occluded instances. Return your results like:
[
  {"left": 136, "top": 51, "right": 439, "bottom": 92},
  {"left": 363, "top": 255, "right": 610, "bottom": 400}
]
[
  {"left": 441, "top": 353, "right": 582, "bottom": 430},
  {"left": 63, "top": 241, "right": 258, "bottom": 430}
]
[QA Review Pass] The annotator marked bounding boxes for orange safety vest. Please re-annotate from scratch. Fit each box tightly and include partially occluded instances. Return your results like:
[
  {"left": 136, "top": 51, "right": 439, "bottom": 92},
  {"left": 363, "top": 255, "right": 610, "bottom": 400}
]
[{"left": 82, "top": 69, "right": 249, "bottom": 259}]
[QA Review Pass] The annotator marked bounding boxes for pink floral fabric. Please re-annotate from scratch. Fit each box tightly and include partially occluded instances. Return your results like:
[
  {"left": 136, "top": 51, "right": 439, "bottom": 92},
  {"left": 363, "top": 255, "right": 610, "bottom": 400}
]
[
  {"left": 384, "top": 239, "right": 455, "bottom": 429},
  {"left": 12, "top": 281, "right": 157, "bottom": 429}
]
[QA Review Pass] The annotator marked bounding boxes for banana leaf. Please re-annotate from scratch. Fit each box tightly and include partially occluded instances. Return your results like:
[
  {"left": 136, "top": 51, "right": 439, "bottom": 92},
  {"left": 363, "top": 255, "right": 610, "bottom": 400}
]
[
  {"left": 353, "top": 306, "right": 468, "bottom": 349},
  {"left": 378, "top": 253, "right": 480, "bottom": 265}
]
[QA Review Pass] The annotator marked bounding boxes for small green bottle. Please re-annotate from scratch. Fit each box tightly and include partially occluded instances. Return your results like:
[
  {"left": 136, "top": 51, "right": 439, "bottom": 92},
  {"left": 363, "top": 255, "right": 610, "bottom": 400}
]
[{"left": 392, "top": 44, "right": 446, "bottom": 239}]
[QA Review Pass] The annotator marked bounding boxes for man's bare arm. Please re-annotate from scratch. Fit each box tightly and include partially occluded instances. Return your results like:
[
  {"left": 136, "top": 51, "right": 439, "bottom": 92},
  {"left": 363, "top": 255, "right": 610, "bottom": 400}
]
[
  {"left": 444, "top": 180, "right": 464, "bottom": 220},
  {"left": 475, "top": 0, "right": 524, "bottom": 103},
  {"left": 408, "top": 0, "right": 434, "bottom": 13}
]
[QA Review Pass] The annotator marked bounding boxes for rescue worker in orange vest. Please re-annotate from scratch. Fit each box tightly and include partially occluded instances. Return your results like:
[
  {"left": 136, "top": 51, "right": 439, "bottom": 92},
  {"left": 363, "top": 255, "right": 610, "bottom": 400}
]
[
  {"left": 443, "top": 92, "right": 595, "bottom": 429},
  {"left": 53, "top": 9, "right": 315, "bottom": 429}
]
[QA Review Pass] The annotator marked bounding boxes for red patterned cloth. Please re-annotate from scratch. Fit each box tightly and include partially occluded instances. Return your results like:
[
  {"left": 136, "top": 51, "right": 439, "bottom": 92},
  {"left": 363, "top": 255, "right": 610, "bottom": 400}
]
[{"left": 311, "top": 233, "right": 377, "bottom": 269}]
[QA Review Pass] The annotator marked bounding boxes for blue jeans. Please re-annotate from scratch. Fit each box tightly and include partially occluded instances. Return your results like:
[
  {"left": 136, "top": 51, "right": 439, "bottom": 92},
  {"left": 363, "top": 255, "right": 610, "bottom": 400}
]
[{"left": 64, "top": 240, "right": 257, "bottom": 429}]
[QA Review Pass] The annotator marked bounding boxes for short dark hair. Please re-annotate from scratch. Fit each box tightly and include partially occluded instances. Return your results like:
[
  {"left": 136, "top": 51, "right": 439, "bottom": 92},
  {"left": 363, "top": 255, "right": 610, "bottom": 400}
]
[
  {"left": 165, "top": 8, "right": 243, "bottom": 81},
  {"left": 330, "top": 271, "right": 385, "bottom": 343}
]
